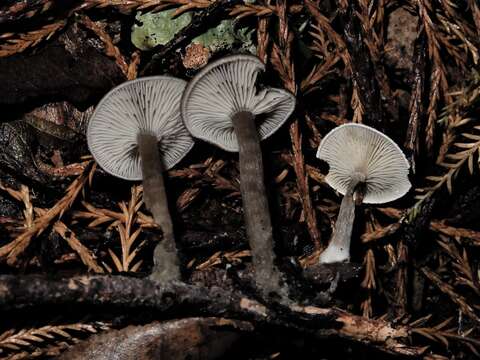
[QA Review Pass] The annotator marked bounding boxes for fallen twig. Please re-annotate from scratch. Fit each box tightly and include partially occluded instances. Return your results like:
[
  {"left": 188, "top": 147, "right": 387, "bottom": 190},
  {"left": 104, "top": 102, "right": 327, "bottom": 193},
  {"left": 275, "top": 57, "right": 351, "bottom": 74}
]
[{"left": 0, "top": 274, "right": 423, "bottom": 357}]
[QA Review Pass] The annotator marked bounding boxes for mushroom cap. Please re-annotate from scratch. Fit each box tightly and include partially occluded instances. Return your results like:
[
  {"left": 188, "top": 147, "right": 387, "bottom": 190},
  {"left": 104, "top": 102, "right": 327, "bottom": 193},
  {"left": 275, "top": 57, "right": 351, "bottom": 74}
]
[
  {"left": 317, "top": 123, "right": 411, "bottom": 204},
  {"left": 87, "top": 76, "right": 194, "bottom": 181},
  {"left": 180, "top": 54, "right": 296, "bottom": 152}
]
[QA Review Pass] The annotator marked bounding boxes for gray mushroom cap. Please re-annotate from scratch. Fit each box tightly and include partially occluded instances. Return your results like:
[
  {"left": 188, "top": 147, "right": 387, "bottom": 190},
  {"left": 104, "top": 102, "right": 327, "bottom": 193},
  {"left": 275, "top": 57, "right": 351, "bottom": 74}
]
[
  {"left": 317, "top": 123, "right": 411, "bottom": 204},
  {"left": 180, "top": 54, "right": 296, "bottom": 152},
  {"left": 87, "top": 76, "right": 194, "bottom": 181}
]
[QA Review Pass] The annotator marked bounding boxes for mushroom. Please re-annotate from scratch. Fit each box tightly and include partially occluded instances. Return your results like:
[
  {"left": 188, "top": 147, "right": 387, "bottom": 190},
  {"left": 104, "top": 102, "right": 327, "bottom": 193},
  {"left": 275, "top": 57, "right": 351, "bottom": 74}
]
[
  {"left": 87, "top": 76, "right": 194, "bottom": 281},
  {"left": 180, "top": 55, "right": 295, "bottom": 296},
  {"left": 316, "top": 123, "right": 411, "bottom": 263}
]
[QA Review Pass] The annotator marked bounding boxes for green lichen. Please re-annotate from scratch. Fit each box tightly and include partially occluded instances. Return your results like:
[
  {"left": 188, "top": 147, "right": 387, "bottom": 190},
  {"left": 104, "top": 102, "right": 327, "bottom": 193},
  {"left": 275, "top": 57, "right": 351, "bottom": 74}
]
[
  {"left": 131, "top": 9, "right": 255, "bottom": 54},
  {"left": 192, "top": 19, "right": 255, "bottom": 54},
  {"left": 131, "top": 10, "right": 192, "bottom": 51}
]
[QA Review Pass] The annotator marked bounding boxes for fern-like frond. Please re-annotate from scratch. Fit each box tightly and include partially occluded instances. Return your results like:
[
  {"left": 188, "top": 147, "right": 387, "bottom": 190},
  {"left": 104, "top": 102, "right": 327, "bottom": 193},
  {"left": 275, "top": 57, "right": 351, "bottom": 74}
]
[
  {"left": 416, "top": 125, "right": 480, "bottom": 200},
  {"left": 0, "top": 162, "right": 94, "bottom": 265},
  {"left": 108, "top": 185, "right": 146, "bottom": 272},
  {"left": 77, "top": 0, "right": 214, "bottom": 16},
  {"left": 0, "top": 21, "right": 66, "bottom": 57},
  {"left": 412, "top": 316, "right": 480, "bottom": 355},
  {"left": 0, "top": 322, "right": 110, "bottom": 358}
]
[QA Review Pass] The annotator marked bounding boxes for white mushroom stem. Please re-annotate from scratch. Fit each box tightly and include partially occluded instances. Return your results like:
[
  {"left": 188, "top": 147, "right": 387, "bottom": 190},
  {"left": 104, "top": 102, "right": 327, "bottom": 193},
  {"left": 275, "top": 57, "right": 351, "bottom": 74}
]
[
  {"left": 232, "top": 111, "right": 286, "bottom": 297},
  {"left": 319, "top": 174, "right": 365, "bottom": 264},
  {"left": 138, "top": 133, "right": 181, "bottom": 281}
]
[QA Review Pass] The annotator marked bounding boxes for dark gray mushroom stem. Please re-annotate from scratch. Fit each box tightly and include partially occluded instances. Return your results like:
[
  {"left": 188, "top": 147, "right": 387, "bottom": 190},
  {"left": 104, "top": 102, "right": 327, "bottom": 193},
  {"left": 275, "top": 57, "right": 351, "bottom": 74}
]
[
  {"left": 323, "top": 173, "right": 366, "bottom": 263},
  {"left": 232, "top": 111, "right": 286, "bottom": 297},
  {"left": 180, "top": 55, "right": 296, "bottom": 297},
  {"left": 138, "top": 133, "right": 180, "bottom": 281}
]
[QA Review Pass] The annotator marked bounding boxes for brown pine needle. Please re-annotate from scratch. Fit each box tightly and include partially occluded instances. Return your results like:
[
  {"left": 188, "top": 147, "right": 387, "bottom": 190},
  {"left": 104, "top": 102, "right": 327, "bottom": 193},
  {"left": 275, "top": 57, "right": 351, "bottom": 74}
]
[
  {"left": 77, "top": 0, "right": 214, "bottom": 16},
  {"left": 0, "top": 322, "right": 110, "bottom": 358},
  {"left": 289, "top": 121, "right": 322, "bottom": 250},
  {"left": 361, "top": 222, "right": 402, "bottom": 243},
  {"left": 107, "top": 185, "right": 145, "bottom": 272},
  {"left": 416, "top": 126, "right": 480, "bottom": 200},
  {"left": 431, "top": 221, "right": 480, "bottom": 246},
  {"left": 78, "top": 14, "right": 128, "bottom": 77},
  {"left": 0, "top": 162, "right": 94, "bottom": 265},
  {"left": 127, "top": 51, "right": 141, "bottom": 80},
  {"left": 0, "top": 21, "right": 66, "bottom": 57},
  {"left": 230, "top": 4, "right": 274, "bottom": 18},
  {"left": 255, "top": 0, "right": 271, "bottom": 64},
  {"left": 53, "top": 221, "right": 104, "bottom": 273},
  {"left": 421, "top": 267, "right": 480, "bottom": 324}
]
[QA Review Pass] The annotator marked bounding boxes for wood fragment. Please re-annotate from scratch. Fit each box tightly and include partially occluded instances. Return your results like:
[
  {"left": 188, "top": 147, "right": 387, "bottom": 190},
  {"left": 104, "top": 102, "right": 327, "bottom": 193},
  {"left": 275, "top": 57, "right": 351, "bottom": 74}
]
[
  {"left": 0, "top": 275, "right": 424, "bottom": 357},
  {"left": 58, "top": 318, "right": 252, "bottom": 360}
]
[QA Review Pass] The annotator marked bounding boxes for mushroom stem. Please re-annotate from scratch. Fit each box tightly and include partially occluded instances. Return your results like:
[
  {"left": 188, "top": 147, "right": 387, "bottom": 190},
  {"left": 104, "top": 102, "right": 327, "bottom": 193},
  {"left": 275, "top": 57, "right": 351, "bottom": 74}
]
[
  {"left": 137, "top": 133, "right": 181, "bottom": 281},
  {"left": 232, "top": 111, "right": 286, "bottom": 297},
  {"left": 319, "top": 177, "right": 364, "bottom": 264}
]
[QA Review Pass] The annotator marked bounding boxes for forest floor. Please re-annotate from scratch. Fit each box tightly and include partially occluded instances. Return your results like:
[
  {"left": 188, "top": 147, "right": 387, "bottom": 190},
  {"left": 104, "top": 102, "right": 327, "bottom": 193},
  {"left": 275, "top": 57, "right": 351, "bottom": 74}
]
[{"left": 0, "top": 1, "right": 479, "bottom": 359}]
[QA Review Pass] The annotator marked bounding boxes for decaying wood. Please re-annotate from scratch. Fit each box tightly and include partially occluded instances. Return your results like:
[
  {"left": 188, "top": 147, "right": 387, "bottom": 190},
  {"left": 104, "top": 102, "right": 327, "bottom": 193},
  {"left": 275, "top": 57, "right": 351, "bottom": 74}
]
[
  {"left": 0, "top": 21, "right": 124, "bottom": 107},
  {"left": 302, "top": 262, "right": 362, "bottom": 285},
  {"left": 58, "top": 318, "right": 252, "bottom": 360},
  {"left": 0, "top": 274, "right": 423, "bottom": 357}
]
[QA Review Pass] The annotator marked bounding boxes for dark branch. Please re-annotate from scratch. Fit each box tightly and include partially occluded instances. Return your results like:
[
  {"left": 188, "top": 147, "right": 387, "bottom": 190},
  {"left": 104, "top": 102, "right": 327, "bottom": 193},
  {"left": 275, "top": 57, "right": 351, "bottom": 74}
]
[{"left": 0, "top": 274, "right": 422, "bottom": 357}]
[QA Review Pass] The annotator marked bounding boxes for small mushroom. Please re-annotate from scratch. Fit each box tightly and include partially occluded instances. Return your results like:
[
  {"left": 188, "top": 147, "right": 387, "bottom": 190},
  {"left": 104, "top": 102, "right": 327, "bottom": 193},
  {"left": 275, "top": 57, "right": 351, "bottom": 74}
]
[
  {"left": 181, "top": 55, "right": 295, "bottom": 297},
  {"left": 316, "top": 123, "right": 411, "bottom": 263},
  {"left": 87, "top": 76, "right": 193, "bottom": 281}
]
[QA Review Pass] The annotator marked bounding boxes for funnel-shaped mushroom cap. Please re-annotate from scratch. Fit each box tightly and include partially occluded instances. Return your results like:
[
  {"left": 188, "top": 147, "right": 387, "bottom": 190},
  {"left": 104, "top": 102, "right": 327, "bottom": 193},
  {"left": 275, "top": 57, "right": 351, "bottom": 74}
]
[
  {"left": 317, "top": 123, "right": 411, "bottom": 204},
  {"left": 88, "top": 76, "right": 194, "bottom": 181},
  {"left": 181, "top": 54, "right": 296, "bottom": 152}
]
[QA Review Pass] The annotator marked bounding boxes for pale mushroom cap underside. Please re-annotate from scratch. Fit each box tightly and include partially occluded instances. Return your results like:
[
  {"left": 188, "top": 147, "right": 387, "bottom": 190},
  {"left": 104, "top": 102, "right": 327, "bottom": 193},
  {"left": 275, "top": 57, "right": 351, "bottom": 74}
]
[
  {"left": 88, "top": 76, "right": 194, "bottom": 181},
  {"left": 181, "top": 54, "right": 296, "bottom": 152},
  {"left": 317, "top": 123, "right": 411, "bottom": 204}
]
